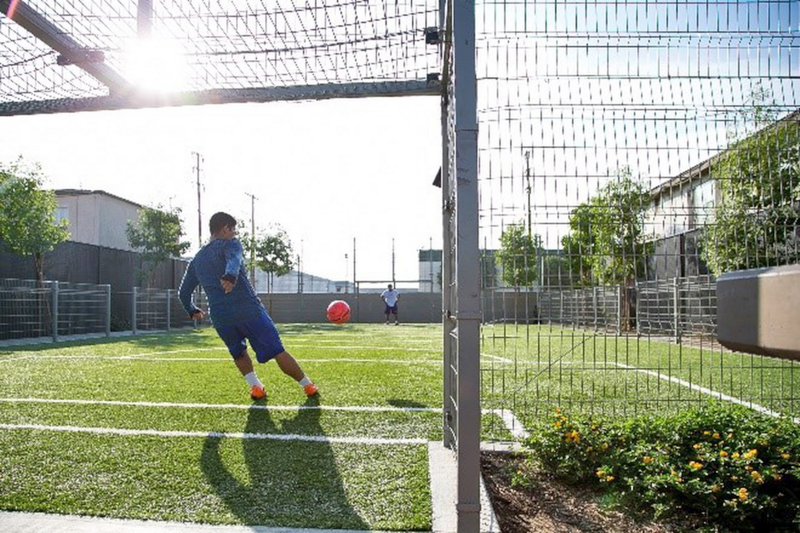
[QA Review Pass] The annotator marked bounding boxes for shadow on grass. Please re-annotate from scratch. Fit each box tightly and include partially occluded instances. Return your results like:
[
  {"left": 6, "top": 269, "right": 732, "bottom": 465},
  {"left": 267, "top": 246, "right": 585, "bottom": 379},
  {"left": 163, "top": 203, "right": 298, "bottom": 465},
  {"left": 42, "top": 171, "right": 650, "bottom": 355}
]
[{"left": 200, "top": 396, "right": 368, "bottom": 529}]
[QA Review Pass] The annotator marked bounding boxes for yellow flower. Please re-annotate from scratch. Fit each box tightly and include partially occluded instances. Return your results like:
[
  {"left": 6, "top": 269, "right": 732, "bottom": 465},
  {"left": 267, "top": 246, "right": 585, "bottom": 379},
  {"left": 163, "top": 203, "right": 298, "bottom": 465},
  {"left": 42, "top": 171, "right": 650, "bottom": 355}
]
[
  {"left": 745, "top": 465, "right": 753, "bottom": 472},
  {"left": 732, "top": 452, "right": 740, "bottom": 459},
  {"left": 713, "top": 432, "right": 721, "bottom": 440},
  {"left": 727, "top": 433, "right": 734, "bottom": 439},
  {"left": 731, "top": 475, "right": 739, "bottom": 481},
  {"left": 703, "top": 431, "right": 711, "bottom": 436},
  {"left": 606, "top": 475, "right": 615, "bottom": 482},
  {"left": 720, "top": 451, "right": 729, "bottom": 458},
  {"left": 643, "top": 456, "right": 653, "bottom": 464},
  {"left": 751, "top": 471, "right": 763, "bottom": 484},
  {"left": 738, "top": 487, "right": 749, "bottom": 502},
  {"left": 555, "top": 420, "right": 563, "bottom": 428},
  {"left": 689, "top": 461, "right": 703, "bottom": 471},
  {"left": 773, "top": 474, "right": 783, "bottom": 481},
  {"left": 554, "top": 408, "right": 562, "bottom": 414},
  {"left": 781, "top": 453, "right": 791, "bottom": 460},
  {"left": 596, "top": 469, "right": 605, "bottom": 477},
  {"left": 711, "top": 484, "right": 720, "bottom": 493},
  {"left": 693, "top": 444, "right": 701, "bottom": 450},
  {"left": 744, "top": 449, "right": 758, "bottom": 460}
]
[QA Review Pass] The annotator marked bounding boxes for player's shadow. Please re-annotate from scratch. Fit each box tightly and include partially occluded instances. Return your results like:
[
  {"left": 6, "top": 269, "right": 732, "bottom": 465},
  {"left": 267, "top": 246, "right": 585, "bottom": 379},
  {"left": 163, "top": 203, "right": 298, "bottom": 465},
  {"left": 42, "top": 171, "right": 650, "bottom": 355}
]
[{"left": 200, "top": 396, "right": 367, "bottom": 529}]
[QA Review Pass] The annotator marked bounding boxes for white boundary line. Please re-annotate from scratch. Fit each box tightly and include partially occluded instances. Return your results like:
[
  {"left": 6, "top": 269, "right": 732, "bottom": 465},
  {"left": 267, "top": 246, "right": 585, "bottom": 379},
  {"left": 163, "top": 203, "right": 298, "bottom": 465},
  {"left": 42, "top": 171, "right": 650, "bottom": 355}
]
[
  {"left": 0, "top": 397, "right": 441, "bottom": 413},
  {"left": 612, "top": 362, "right": 800, "bottom": 423},
  {"left": 0, "top": 422, "right": 426, "bottom": 445},
  {"left": 485, "top": 408, "right": 529, "bottom": 440},
  {"left": 482, "top": 353, "right": 514, "bottom": 364}
]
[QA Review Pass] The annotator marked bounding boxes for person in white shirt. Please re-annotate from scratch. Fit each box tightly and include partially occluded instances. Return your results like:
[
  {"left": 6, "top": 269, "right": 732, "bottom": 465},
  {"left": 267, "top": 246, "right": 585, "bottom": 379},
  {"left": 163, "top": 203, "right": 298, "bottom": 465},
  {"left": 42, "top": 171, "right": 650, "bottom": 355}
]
[{"left": 380, "top": 284, "right": 400, "bottom": 325}]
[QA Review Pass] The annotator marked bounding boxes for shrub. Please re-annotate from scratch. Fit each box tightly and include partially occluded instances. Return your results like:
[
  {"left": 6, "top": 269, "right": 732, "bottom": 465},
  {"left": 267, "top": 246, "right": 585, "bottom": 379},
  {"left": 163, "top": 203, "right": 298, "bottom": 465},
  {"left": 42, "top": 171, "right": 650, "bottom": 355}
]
[{"left": 524, "top": 403, "right": 800, "bottom": 530}]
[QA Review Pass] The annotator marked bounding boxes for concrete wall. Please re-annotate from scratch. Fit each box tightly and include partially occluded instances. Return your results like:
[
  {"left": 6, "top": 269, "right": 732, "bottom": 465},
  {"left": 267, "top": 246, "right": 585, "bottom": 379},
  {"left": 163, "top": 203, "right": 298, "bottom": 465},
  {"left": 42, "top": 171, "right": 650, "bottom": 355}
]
[{"left": 259, "top": 292, "right": 442, "bottom": 323}]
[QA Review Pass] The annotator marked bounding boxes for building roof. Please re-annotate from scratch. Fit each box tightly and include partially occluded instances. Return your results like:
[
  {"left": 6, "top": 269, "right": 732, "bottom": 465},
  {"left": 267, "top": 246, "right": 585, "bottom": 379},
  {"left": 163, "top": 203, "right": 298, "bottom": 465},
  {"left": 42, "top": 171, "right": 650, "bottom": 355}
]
[
  {"left": 54, "top": 189, "right": 143, "bottom": 208},
  {"left": 649, "top": 108, "right": 800, "bottom": 200}
]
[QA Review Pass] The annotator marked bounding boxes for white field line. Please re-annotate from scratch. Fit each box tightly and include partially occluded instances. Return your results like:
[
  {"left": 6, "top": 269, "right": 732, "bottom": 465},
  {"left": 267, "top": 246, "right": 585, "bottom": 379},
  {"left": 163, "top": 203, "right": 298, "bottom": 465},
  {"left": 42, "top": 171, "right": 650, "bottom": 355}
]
[
  {"left": 0, "top": 354, "right": 35, "bottom": 364},
  {"left": 287, "top": 345, "right": 438, "bottom": 352},
  {"left": 0, "top": 423, "right": 426, "bottom": 445},
  {"left": 486, "top": 408, "right": 530, "bottom": 440},
  {"left": 613, "top": 362, "right": 800, "bottom": 424},
  {"left": 0, "top": 397, "right": 441, "bottom": 413},
  {"left": 483, "top": 353, "right": 514, "bottom": 364}
]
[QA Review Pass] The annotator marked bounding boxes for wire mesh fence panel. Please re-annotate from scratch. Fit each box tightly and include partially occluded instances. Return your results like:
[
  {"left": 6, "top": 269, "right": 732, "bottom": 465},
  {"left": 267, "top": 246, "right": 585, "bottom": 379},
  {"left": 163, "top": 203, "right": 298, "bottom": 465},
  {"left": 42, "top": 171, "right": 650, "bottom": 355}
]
[
  {"left": 476, "top": 0, "right": 800, "bottom": 436},
  {"left": 55, "top": 281, "right": 109, "bottom": 336},
  {"left": 0, "top": 278, "right": 111, "bottom": 341},
  {"left": 0, "top": 278, "right": 54, "bottom": 340}
]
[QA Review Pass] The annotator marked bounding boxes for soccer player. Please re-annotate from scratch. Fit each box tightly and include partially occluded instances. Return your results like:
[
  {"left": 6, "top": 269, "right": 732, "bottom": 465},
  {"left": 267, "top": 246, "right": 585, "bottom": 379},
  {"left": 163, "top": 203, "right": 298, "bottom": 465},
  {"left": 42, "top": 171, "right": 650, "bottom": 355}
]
[
  {"left": 381, "top": 283, "right": 400, "bottom": 325},
  {"left": 179, "top": 212, "right": 318, "bottom": 400}
]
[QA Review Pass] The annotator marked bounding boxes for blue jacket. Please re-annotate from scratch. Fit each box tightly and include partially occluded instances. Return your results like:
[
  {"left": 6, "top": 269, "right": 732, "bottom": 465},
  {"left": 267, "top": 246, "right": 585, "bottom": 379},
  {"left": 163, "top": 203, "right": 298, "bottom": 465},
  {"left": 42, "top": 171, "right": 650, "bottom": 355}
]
[{"left": 178, "top": 238, "right": 263, "bottom": 327}]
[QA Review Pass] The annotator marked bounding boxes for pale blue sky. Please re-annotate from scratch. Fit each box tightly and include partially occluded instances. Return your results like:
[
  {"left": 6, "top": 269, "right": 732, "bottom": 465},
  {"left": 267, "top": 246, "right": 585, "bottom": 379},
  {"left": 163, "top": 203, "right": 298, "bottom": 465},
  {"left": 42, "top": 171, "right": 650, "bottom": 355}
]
[{"left": 0, "top": 97, "right": 443, "bottom": 284}]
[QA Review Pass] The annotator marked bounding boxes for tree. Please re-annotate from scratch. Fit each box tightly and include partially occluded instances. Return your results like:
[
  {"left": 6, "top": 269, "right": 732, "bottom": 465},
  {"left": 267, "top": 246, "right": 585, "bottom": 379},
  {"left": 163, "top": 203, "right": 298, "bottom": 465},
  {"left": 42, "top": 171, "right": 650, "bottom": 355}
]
[
  {"left": 702, "top": 102, "right": 799, "bottom": 275},
  {"left": 126, "top": 206, "right": 190, "bottom": 287},
  {"left": 561, "top": 170, "right": 651, "bottom": 329},
  {"left": 0, "top": 159, "right": 69, "bottom": 282},
  {"left": 498, "top": 222, "right": 542, "bottom": 288},
  {"left": 560, "top": 203, "right": 595, "bottom": 286},
  {"left": 254, "top": 226, "right": 294, "bottom": 293}
]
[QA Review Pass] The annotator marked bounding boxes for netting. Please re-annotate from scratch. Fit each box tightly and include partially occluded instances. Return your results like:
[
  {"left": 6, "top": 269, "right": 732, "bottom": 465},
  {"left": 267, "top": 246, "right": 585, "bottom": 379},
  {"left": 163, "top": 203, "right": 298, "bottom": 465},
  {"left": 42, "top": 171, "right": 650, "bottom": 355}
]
[
  {"left": 0, "top": 0, "right": 440, "bottom": 114},
  {"left": 477, "top": 0, "right": 800, "bottom": 433}
]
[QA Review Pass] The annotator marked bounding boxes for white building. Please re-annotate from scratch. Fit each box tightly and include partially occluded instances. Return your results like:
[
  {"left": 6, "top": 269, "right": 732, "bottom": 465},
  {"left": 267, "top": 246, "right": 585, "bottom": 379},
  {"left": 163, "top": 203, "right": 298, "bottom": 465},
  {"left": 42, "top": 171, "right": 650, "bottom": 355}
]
[{"left": 55, "top": 189, "right": 142, "bottom": 251}]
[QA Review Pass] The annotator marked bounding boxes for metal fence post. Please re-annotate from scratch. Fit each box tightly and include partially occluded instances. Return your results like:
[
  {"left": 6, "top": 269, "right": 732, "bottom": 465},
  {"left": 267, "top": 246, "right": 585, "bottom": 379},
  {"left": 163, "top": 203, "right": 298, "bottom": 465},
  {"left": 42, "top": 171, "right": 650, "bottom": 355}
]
[
  {"left": 52, "top": 281, "right": 59, "bottom": 342},
  {"left": 132, "top": 286, "right": 138, "bottom": 335},
  {"left": 673, "top": 277, "right": 680, "bottom": 343},
  {"left": 105, "top": 284, "right": 111, "bottom": 337},
  {"left": 593, "top": 286, "right": 598, "bottom": 331},
  {"left": 617, "top": 284, "right": 622, "bottom": 334},
  {"left": 166, "top": 290, "right": 171, "bottom": 331},
  {"left": 635, "top": 281, "right": 640, "bottom": 336}
]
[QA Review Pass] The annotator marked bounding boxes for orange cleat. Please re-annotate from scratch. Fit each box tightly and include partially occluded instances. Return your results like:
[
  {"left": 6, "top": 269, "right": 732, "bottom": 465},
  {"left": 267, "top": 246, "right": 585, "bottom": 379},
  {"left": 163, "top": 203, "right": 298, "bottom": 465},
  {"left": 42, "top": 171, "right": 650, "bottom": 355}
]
[
  {"left": 250, "top": 385, "right": 266, "bottom": 400},
  {"left": 303, "top": 383, "right": 319, "bottom": 397}
]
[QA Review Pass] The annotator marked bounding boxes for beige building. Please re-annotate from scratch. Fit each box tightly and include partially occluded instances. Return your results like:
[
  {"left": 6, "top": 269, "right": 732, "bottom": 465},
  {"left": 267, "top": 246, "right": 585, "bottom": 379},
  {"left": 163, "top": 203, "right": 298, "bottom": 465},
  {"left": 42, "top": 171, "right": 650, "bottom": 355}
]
[{"left": 54, "top": 189, "right": 142, "bottom": 252}]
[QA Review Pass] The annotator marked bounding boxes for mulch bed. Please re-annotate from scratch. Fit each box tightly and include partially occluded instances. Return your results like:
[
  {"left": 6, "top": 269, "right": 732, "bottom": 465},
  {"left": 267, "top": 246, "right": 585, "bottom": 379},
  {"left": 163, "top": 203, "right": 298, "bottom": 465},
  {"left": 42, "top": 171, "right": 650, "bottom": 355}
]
[{"left": 481, "top": 451, "right": 681, "bottom": 533}]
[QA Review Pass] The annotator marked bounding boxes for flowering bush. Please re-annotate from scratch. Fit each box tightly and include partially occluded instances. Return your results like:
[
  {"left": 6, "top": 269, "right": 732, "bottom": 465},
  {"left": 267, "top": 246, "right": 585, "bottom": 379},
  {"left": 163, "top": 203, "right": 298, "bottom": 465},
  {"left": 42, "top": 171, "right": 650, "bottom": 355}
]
[{"left": 524, "top": 403, "right": 800, "bottom": 530}]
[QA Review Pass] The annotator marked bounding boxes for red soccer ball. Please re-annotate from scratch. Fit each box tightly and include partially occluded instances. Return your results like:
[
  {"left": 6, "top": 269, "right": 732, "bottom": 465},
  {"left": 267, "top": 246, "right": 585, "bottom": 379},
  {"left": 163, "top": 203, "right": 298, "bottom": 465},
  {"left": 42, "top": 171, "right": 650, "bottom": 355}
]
[{"left": 326, "top": 300, "right": 351, "bottom": 325}]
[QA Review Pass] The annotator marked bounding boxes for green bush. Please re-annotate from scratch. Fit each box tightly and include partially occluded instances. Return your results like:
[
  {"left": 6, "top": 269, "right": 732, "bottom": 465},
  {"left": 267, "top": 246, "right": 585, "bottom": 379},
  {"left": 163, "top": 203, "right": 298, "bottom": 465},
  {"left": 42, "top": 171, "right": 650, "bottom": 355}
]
[{"left": 524, "top": 403, "right": 800, "bottom": 530}]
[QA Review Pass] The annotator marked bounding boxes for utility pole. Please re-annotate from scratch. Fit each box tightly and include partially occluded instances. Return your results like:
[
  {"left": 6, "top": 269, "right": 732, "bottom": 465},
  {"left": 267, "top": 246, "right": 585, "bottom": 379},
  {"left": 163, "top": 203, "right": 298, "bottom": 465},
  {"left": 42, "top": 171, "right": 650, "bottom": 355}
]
[
  {"left": 244, "top": 192, "right": 258, "bottom": 290},
  {"left": 430, "top": 237, "right": 434, "bottom": 293},
  {"left": 391, "top": 238, "right": 396, "bottom": 287},
  {"left": 192, "top": 152, "right": 203, "bottom": 249}
]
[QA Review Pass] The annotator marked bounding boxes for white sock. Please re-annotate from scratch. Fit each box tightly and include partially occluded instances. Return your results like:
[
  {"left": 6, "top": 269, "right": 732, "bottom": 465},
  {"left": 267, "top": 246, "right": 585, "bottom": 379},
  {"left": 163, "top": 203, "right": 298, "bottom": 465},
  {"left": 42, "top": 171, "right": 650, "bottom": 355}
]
[
  {"left": 298, "top": 376, "right": 312, "bottom": 387},
  {"left": 244, "top": 372, "right": 262, "bottom": 388}
]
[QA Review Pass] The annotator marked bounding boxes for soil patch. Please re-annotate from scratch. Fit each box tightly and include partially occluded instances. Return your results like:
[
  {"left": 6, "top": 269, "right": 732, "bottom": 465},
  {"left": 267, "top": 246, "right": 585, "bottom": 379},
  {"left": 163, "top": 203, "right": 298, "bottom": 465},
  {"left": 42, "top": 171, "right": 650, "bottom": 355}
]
[{"left": 481, "top": 451, "right": 680, "bottom": 533}]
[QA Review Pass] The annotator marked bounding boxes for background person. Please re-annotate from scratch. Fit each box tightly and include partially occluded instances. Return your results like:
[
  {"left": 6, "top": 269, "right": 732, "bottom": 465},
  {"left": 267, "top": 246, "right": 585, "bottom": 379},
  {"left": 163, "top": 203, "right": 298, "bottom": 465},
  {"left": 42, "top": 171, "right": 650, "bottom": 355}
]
[{"left": 381, "top": 283, "right": 400, "bottom": 325}]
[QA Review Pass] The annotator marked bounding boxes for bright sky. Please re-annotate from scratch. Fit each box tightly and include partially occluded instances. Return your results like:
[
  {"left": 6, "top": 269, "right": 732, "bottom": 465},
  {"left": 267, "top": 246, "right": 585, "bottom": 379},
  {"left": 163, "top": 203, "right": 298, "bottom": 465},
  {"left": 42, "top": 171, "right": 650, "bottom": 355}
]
[{"left": 0, "top": 97, "right": 443, "bottom": 284}]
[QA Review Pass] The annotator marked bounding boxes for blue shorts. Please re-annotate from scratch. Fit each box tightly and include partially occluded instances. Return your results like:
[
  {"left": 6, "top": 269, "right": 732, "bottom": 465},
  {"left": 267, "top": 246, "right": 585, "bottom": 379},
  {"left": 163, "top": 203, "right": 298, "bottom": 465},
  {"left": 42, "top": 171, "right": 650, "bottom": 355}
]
[
  {"left": 214, "top": 310, "right": 285, "bottom": 364},
  {"left": 385, "top": 304, "right": 398, "bottom": 315}
]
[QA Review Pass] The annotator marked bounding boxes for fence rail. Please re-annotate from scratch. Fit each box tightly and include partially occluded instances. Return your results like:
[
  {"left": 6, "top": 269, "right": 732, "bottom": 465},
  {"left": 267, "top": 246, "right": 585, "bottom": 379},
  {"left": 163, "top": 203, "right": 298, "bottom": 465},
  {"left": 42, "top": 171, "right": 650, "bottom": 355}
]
[
  {"left": 0, "top": 279, "right": 207, "bottom": 342},
  {"left": 0, "top": 278, "right": 111, "bottom": 341}
]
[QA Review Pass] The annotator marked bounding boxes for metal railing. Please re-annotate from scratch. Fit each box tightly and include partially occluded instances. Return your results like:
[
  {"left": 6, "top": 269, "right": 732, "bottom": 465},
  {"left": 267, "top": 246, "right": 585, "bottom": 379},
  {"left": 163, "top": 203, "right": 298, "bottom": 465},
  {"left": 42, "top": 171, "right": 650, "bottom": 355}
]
[{"left": 0, "top": 278, "right": 111, "bottom": 341}]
